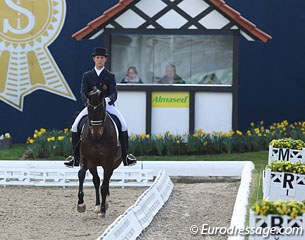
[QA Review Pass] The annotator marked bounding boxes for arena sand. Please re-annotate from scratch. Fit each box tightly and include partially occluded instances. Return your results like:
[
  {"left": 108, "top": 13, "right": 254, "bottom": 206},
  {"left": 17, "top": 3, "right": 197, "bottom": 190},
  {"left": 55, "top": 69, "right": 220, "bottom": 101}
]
[{"left": 0, "top": 179, "right": 239, "bottom": 240}]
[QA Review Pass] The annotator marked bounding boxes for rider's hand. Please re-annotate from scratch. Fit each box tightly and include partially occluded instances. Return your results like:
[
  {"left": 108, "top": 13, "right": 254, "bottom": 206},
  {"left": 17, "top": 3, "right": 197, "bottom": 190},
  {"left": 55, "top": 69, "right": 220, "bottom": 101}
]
[{"left": 105, "top": 97, "right": 111, "bottom": 105}]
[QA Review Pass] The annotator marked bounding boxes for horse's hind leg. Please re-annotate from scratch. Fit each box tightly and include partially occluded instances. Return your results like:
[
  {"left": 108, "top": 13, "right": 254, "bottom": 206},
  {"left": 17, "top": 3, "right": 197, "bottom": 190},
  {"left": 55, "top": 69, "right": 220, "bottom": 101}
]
[
  {"left": 89, "top": 167, "right": 101, "bottom": 213},
  {"left": 77, "top": 166, "right": 87, "bottom": 213},
  {"left": 100, "top": 170, "right": 113, "bottom": 218}
]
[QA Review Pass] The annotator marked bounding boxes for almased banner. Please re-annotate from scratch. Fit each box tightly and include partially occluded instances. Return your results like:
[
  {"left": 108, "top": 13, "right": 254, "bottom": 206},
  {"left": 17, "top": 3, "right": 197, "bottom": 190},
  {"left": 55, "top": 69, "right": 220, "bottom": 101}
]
[
  {"left": 0, "top": 0, "right": 75, "bottom": 111},
  {"left": 152, "top": 92, "right": 189, "bottom": 108},
  {"left": 151, "top": 92, "right": 190, "bottom": 135}
]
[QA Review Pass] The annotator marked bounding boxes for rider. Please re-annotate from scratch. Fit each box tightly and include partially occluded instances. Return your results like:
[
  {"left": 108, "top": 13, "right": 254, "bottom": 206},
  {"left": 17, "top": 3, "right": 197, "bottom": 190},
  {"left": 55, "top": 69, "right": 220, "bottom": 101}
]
[{"left": 64, "top": 47, "right": 137, "bottom": 168}]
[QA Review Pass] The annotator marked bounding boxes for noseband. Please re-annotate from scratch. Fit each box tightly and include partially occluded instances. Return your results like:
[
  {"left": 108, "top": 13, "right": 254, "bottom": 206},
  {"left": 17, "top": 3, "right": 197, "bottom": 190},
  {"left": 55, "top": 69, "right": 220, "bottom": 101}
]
[{"left": 87, "top": 101, "right": 107, "bottom": 126}]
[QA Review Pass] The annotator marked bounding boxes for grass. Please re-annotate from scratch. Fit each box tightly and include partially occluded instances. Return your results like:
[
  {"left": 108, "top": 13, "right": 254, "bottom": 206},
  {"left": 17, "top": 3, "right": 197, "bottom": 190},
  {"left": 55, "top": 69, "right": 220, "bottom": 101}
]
[{"left": 0, "top": 144, "right": 28, "bottom": 160}]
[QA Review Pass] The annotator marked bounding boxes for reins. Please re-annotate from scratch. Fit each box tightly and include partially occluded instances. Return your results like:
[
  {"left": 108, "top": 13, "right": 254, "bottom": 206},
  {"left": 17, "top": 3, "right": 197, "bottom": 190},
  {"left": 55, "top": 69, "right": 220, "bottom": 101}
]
[{"left": 87, "top": 102, "right": 103, "bottom": 110}]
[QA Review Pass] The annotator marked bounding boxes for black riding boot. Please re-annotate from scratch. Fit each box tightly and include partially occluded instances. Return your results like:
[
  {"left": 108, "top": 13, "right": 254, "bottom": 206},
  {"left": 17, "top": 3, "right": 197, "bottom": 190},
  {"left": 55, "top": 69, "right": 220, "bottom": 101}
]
[
  {"left": 120, "top": 131, "right": 137, "bottom": 166},
  {"left": 64, "top": 132, "right": 80, "bottom": 168}
]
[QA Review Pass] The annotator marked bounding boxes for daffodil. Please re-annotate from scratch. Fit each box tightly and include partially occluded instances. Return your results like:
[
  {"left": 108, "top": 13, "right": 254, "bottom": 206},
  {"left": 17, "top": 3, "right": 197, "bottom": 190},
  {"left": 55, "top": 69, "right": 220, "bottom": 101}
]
[
  {"left": 58, "top": 136, "right": 65, "bottom": 141},
  {"left": 4, "top": 133, "right": 10, "bottom": 139}
]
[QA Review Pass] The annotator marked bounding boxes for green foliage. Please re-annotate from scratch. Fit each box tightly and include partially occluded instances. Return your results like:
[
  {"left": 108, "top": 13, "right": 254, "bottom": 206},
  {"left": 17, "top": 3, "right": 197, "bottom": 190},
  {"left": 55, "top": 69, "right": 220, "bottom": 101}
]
[
  {"left": 0, "top": 144, "right": 27, "bottom": 160},
  {"left": 26, "top": 128, "right": 71, "bottom": 159}
]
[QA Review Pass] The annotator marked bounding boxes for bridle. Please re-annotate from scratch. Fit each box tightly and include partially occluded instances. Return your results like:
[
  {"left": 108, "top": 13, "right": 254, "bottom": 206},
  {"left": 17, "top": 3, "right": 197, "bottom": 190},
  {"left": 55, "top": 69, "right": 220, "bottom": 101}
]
[{"left": 87, "top": 100, "right": 107, "bottom": 127}]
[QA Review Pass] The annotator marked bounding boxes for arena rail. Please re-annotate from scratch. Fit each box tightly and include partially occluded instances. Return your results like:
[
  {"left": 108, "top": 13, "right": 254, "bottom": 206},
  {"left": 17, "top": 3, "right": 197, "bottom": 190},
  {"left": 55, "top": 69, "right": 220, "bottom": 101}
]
[
  {"left": 0, "top": 160, "right": 254, "bottom": 240},
  {"left": 0, "top": 161, "right": 154, "bottom": 187},
  {"left": 97, "top": 170, "right": 173, "bottom": 240}
]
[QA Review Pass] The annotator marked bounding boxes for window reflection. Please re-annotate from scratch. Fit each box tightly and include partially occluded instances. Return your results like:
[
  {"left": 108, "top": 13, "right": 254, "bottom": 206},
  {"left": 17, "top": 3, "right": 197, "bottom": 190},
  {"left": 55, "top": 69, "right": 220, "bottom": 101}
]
[{"left": 111, "top": 34, "right": 233, "bottom": 85}]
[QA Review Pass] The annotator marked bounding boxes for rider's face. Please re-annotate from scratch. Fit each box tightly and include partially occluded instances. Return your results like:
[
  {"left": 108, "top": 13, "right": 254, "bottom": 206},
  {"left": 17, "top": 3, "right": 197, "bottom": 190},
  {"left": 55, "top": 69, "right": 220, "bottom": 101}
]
[{"left": 93, "top": 55, "right": 107, "bottom": 69}]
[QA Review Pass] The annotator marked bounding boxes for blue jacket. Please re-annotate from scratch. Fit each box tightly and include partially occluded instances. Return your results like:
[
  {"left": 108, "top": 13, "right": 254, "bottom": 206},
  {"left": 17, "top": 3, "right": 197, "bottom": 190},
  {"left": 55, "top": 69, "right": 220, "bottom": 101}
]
[{"left": 80, "top": 68, "right": 117, "bottom": 106}]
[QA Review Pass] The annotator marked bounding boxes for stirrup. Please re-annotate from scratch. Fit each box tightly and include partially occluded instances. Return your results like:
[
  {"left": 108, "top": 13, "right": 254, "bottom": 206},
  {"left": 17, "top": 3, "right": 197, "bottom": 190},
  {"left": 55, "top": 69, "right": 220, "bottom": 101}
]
[
  {"left": 64, "top": 156, "right": 76, "bottom": 168},
  {"left": 126, "top": 154, "right": 137, "bottom": 166}
]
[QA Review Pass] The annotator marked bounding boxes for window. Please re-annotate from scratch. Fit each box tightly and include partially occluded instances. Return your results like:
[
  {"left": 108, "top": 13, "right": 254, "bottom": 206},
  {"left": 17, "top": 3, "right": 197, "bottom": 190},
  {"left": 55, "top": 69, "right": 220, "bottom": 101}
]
[{"left": 111, "top": 34, "right": 233, "bottom": 85}]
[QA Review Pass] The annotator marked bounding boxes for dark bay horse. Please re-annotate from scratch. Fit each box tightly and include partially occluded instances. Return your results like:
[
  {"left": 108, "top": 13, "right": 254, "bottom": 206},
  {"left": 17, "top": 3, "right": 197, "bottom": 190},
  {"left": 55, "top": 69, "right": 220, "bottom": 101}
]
[{"left": 77, "top": 86, "right": 122, "bottom": 217}]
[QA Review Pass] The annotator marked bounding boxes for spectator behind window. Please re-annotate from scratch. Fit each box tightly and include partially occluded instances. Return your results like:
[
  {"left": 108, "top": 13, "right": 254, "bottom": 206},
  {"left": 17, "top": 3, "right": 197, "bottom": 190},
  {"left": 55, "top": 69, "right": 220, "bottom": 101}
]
[
  {"left": 158, "top": 64, "right": 185, "bottom": 84},
  {"left": 121, "top": 66, "right": 143, "bottom": 84}
]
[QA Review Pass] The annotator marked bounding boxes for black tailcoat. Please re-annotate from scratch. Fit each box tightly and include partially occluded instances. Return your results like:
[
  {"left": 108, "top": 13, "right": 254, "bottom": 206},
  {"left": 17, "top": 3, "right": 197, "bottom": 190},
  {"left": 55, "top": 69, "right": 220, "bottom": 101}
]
[{"left": 80, "top": 68, "right": 117, "bottom": 105}]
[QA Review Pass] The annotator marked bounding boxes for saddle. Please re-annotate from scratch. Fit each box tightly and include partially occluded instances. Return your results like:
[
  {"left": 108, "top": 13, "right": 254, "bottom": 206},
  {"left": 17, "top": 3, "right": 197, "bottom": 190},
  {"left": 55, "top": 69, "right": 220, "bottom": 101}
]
[{"left": 77, "top": 113, "right": 122, "bottom": 144}]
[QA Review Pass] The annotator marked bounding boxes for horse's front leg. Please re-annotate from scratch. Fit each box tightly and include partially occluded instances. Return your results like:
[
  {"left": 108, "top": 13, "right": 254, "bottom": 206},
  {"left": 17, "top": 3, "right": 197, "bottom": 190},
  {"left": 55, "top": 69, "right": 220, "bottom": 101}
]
[
  {"left": 77, "top": 165, "right": 87, "bottom": 213},
  {"left": 100, "top": 169, "right": 113, "bottom": 218},
  {"left": 89, "top": 167, "right": 101, "bottom": 213}
]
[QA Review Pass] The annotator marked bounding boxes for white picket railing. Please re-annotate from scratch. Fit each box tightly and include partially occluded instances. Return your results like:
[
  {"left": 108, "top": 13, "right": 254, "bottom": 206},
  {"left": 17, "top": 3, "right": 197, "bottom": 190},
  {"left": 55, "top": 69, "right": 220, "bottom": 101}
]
[
  {"left": 97, "top": 170, "right": 173, "bottom": 240},
  {"left": 0, "top": 162, "right": 154, "bottom": 187}
]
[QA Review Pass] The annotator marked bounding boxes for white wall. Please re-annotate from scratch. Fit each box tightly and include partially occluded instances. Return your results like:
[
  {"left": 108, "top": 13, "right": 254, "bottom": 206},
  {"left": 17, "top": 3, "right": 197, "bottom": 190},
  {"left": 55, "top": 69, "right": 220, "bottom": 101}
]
[
  {"left": 115, "top": 91, "right": 146, "bottom": 134},
  {"left": 151, "top": 107, "right": 189, "bottom": 135},
  {"left": 116, "top": 91, "right": 233, "bottom": 135},
  {"left": 195, "top": 92, "right": 232, "bottom": 133}
]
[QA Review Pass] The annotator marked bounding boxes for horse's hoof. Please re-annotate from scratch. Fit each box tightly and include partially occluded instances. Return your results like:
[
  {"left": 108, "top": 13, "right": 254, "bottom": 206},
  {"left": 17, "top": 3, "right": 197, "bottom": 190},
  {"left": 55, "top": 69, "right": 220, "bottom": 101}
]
[
  {"left": 93, "top": 205, "right": 100, "bottom": 213},
  {"left": 98, "top": 212, "right": 106, "bottom": 218},
  {"left": 77, "top": 203, "right": 86, "bottom": 213}
]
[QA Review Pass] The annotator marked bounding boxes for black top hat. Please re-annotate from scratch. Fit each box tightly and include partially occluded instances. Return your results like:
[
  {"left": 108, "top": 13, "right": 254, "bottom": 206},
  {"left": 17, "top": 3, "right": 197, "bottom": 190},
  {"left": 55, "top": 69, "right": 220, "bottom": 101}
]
[{"left": 92, "top": 47, "right": 109, "bottom": 57}]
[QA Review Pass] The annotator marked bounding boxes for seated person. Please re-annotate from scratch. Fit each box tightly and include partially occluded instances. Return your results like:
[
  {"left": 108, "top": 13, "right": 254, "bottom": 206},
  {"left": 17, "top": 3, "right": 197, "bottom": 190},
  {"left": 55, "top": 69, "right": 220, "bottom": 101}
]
[
  {"left": 158, "top": 64, "right": 185, "bottom": 84},
  {"left": 121, "top": 66, "right": 143, "bottom": 83}
]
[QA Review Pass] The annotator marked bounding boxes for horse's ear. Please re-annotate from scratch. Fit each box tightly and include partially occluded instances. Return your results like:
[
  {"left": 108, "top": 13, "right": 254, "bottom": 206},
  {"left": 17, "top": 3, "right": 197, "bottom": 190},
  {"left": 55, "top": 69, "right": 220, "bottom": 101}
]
[{"left": 86, "top": 86, "right": 97, "bottom": 98}]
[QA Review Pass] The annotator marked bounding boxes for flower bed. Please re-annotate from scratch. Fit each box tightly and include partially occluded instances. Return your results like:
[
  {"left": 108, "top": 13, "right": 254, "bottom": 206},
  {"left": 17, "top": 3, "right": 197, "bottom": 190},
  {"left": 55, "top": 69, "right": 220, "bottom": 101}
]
[{"left": 22, "top": 121, "right": 305, "bottom": 158}]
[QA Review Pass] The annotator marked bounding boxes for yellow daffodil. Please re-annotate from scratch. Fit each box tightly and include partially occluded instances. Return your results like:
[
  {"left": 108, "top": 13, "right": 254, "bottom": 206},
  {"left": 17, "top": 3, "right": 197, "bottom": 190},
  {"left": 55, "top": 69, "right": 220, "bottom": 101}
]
[
  {"left": 4, "top": 133, "right": 11, "bottom": 139},
  {"left": 58, "top": 136, "right": 64, "bottom": 141}
]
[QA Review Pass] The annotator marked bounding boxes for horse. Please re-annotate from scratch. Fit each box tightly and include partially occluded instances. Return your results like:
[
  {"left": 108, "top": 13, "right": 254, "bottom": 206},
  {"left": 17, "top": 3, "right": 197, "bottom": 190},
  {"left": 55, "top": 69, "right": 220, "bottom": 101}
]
[{"left": 77, "top": 86, "right": 122, "bottom": 218}]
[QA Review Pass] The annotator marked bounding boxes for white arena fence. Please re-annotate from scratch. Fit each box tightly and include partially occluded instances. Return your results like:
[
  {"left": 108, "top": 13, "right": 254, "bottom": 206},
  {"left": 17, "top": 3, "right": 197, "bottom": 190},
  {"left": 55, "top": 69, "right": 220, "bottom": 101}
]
[
  {"left": 0, "top": 161, "right": 154, "bottom": 187},
  {"left": 98, "top": 169, "right": 173, "bottom": 240},
  {"left": 0, "top": 160, "right": 254, "bottom": 240}
]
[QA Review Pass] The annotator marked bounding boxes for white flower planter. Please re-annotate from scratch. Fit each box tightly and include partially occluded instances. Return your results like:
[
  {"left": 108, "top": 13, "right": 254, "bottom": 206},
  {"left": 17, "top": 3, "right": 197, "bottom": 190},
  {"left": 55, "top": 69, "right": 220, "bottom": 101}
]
[
  {"left": 249, "top": 211, "right": 305, "bottom": 239},
  {"left": 263, "top": 169, "right": 305, "bottom": 202},
  {"left": 268, "top": 145, "right": 305, "bottom": 164}
]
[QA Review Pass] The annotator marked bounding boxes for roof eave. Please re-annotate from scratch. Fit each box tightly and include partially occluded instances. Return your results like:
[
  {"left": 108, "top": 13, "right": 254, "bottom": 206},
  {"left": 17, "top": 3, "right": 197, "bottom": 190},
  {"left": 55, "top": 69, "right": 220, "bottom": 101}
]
[{"left": 72, "top": 0, "right": 134, "bottom": 41}]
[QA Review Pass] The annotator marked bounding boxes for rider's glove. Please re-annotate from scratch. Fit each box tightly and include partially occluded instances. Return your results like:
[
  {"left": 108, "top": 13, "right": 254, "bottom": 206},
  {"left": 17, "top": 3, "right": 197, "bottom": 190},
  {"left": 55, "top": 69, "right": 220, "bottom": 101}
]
[{"left": 105, "top": 97, "right": 113, "bottom": 105}]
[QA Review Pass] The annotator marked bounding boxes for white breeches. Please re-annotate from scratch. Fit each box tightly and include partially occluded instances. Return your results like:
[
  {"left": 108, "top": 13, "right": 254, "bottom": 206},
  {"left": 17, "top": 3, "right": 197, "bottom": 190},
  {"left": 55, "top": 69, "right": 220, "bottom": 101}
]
[{"left": 71, "top": 105, "right": 128, "bottom": 132}]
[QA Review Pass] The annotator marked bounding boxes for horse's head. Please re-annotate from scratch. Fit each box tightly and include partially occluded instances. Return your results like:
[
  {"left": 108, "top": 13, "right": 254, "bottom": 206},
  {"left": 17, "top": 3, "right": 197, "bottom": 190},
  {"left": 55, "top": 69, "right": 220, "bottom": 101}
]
[{"left": 86, "top": 87, "right": 107, "bottom": 140}]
